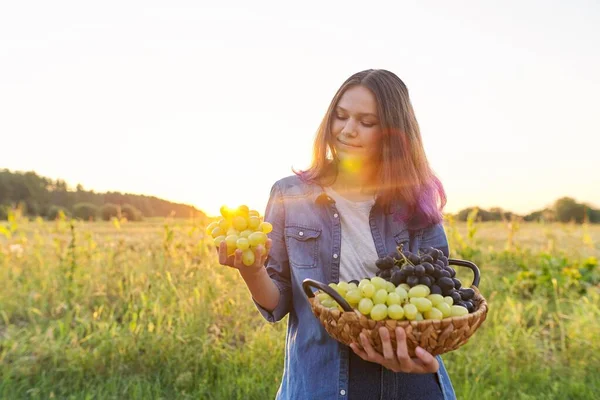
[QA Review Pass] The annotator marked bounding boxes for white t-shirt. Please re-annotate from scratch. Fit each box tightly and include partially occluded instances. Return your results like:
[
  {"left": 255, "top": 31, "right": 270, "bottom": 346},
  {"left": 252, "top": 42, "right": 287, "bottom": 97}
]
[{"left": 324, "top": 186, "right": 379, "bottom": 282}]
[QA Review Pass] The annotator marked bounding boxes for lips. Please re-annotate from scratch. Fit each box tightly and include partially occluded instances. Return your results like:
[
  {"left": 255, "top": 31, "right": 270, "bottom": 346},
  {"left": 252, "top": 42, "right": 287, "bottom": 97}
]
[{"left": 337, "top": 138, "right": 361, "bottom": 148}]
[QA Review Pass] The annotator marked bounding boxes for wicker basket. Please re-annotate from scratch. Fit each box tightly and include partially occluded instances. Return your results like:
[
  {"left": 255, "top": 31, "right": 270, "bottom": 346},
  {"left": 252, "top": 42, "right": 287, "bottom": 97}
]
[{"left": 302, "top": 258, "right": 489, "bottom": 358}]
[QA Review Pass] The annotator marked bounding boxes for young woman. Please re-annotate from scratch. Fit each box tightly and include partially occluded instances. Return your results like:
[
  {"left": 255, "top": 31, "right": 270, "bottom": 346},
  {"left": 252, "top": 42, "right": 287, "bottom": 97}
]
[{"left": 218, "top": 69, "right": 455, "bottom": 399}]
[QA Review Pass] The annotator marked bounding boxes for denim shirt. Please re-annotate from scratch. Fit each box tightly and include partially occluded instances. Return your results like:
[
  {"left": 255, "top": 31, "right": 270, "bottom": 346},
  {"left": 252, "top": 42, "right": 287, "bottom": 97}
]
[{"left": 254, "top": 175, "right": 457, "bottom": 400}]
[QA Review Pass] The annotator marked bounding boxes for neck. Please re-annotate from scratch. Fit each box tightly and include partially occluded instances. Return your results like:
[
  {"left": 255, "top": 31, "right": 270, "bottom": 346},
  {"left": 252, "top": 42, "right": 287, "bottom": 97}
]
[{"left": 331, "top": 158, "right": 379, "bottom": 197}]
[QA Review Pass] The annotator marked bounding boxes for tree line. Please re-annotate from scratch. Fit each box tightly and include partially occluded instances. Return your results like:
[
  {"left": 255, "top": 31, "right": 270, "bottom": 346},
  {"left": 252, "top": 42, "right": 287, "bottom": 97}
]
[
  {"left": 0, "top": 169, "right": 205, "bottom": 221},
  {"left": 1, "top": 169, "right": 597, "bottom": 223},
  {"left": 455, "top": 197, "right": 600, "bottom": 224}
]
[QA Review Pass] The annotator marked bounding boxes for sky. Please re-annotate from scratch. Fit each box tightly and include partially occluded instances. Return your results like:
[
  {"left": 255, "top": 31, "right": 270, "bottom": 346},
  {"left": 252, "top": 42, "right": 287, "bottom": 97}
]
[{"left": 1, "top": 0, "right": 599, "bottom": 217}]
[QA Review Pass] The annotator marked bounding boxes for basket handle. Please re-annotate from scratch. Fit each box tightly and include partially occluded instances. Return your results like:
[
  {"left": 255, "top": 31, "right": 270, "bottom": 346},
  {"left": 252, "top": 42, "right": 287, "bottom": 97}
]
[
  {"left": 448, "top": 258, "right": 480, "bottom": 287},
  {"left": 302, "top": 279, "right": 354, "bottom": 312}
]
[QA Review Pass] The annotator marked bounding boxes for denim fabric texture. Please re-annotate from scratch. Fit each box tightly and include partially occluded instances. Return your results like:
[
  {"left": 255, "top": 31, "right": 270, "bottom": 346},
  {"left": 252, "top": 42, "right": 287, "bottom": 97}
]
[{"left": 254, "top": 175, "right": 457, "bottom": 400}]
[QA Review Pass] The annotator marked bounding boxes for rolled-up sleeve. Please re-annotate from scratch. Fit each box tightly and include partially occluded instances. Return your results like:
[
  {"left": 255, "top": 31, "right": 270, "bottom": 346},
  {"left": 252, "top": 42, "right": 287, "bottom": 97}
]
[
  {"left": 253, "top": 182, "right": 293, "bottom": 322},
  {"left": 419, "top": 223, "right": 450, "bottom": 257}
]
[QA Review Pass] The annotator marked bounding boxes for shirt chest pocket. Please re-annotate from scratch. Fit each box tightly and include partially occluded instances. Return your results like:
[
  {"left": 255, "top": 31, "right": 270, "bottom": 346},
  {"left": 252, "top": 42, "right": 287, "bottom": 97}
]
[
  {"left": 285, "top": 226, "right": 321, "bottom": 269},
  {"left": 394, "top": 230, "right": 411, "bottom": 253}
]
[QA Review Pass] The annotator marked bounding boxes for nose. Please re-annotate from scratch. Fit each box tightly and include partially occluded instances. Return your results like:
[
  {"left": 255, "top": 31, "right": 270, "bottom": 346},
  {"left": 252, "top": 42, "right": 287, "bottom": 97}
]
[{"left": 340, "top": 118, "right": 358, "bottom": 138}]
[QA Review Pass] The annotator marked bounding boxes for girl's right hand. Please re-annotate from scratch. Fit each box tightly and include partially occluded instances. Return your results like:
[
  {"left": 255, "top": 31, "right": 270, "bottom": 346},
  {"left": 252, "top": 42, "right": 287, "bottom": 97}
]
[{"left": 217, "top": 239, "right": 272, "bottom": 273}]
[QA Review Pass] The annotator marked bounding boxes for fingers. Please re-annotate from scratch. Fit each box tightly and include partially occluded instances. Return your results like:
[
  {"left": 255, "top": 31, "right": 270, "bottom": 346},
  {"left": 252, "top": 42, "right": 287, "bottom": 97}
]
[
  {"left": 219, "top": 242, "right": 243, "bottom": 269},
  {"left": 218, "top": 239, "right": 271, "bottom": 270},
  {"left": 263, "top": 238, "right": 272, "bottom": 262},
  {"left": 360, "top": 332, "right": 382, "bottom": 362},
  {"left": 395, "top": 327, "right": 439, "bottom": 373},
  {"left": 218, "top": 241, "right": 229, "bottom": 265},
  {"left": 234, "top": 248, "right": 243, "bottom": 267},
  {"left": 379, "top": 327, "right": 396, "bottom": 361},
  {"left": 252, "top": 238, "right": 272, "bottom": 268},
  {"left": 414, "top": 347, "right": 439, "bottom": 373},
  {"left": 395, "top": 327, "right": 413, "bottom": 367},
  {"left": 350, "top": 327, "right": 438, "bottom": 374},
  {"left": 253, "top": 245, "right": 265, "bottom": 268},
  {"left": 349, "top": 343, "right": 368, "bottom": 360}
]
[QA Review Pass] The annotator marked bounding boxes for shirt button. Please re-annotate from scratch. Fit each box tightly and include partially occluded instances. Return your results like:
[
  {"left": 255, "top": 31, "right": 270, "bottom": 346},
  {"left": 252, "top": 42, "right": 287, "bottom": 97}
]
[
  {"left": 333, "top": 253, "right": 338, "bottom": 259},
  {"left": 334, "top": 213, "right": 339, "bottom": 218},
  {"left": 299, "top": 231, "right": 304, "bottom": 236},
  {"left": 340, "top": 389, "right": 346, "bottom": 396}
]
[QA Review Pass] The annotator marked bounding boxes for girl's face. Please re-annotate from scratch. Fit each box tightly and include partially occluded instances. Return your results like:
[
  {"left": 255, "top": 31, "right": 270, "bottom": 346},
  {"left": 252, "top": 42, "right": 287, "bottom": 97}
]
[{"left": 331, "top": 85, "right": 383, "bottom": 165}]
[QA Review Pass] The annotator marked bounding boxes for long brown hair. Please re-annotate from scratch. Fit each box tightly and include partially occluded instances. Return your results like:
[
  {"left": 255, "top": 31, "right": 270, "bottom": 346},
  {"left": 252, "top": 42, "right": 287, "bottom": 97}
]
[{"left": 296, "top": 69, "right": 446, "bottom": 228}]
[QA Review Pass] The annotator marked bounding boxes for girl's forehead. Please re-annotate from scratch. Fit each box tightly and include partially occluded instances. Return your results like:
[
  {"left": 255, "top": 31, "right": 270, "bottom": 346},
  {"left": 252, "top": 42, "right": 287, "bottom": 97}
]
[{"left": 336, "top": 86, "right": 379, "bottom": 114}]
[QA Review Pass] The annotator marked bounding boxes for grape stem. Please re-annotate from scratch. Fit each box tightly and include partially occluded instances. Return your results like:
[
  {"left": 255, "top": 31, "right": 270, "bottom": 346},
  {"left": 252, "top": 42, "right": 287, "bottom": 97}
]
[{"left": 395, "top": 244, "right": 416, "bottom": 269}]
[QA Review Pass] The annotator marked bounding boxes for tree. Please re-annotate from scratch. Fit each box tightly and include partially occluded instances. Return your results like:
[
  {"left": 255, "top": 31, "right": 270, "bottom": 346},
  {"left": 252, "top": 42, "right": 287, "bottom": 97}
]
[
  {"left": 121, "top": 204, "right": 142, "bottom": 221},
  {"left": 554, "top": 197, "right": 586, "bottom": 223},
  {"left": 47, "top": 205, "right": 70, "bottom": 220},
  {"left": 100, "top": 203, "right": 120, "bottom": 221},
  {"left": 73, "top": 203, "right": 99, "bottom": 221},
  {"left": 589, "top": 208, "right": 600, "bottom": 223}
]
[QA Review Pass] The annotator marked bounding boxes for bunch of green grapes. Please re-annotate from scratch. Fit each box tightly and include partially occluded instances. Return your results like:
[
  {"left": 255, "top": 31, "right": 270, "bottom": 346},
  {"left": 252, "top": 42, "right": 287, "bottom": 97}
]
[
  {"left": 206, "top": 205, "right": 273, "bottom": 266},
  {"left": 317, "top": 276, "right": 470, "bottom": 322}
]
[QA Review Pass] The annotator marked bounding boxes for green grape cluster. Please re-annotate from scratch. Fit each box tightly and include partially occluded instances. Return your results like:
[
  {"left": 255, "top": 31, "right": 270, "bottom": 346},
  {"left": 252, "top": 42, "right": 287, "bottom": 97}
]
[
  {"left": 206, "top": 205, "right": 273, "bottom": 266},
  {"left": 317, "top": 277, "right": 469, "bottom": 322}
]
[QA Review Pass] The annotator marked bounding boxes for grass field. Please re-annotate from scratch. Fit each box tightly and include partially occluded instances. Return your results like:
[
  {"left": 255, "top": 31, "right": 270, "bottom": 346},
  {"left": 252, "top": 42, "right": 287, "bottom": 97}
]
[{"left": 1, "top": 210, "right": 599, "bottom": 399}]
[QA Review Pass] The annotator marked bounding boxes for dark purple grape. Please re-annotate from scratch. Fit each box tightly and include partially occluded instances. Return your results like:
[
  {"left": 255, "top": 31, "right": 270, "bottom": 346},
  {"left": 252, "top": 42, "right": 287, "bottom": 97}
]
[
  {"left": 379, "top": 269, "right": 392, "bottom": 280},
  {"left": 439, "top": 256, "right": 449, "bottom": 266},
  {"left": 435, "top": 260, "right": 445, "bottom": 268},
  {"left": 456, "top": 301, "right": 468, "bottom": 309},
  {"left": 391, "top": 270, "right": 403, "bottom": 286},
  {"left": 375, "top": 256, "right": 395, "bottom": 270},
  {"left": 406, "top": 275, "right": 420, "bottom": 287},
  {"left": 444, "top": 266, "right": 456, "bottom": 278},
  {"left": 438, "top": 277, "right": 454, "bottom": 292},
  {"left": 459, "top": 288, "right": 475, "bottom": 301},
  {"left": 403, "top": 265, "right": 415, "bottom": 275},
  {"left": 432, "top": 266, "right": 443, "bottom": 279},
  {"left": 452, "top": 278, "right": 462, "bottom": 289},
  {"left": 439, "top": 270, "right": 451, "bottom": 279},
  {"left": 450, "top": 291, "right": 462, "bottom": 304},
  {"left": 424, "top": 247, "right": 440, "bottom": 262},
  {"left": 407, "top": 253, "right": 420, "bottom": 265},
  {"left": 422, "top": 262, "right": 434, "bottom": 274},
  {"left": 419, "top": 276, "right": 433, "bottom": 287},
  {"left": 463, "top": 300, "right": 475, "bottom": 313},
  {"left": 430, "top": 285, "right": 442, "bottom": 295},
  {"left": 420, "top": 254, "right": 434, "bottom": 264},
  {"left": 414, "top": 264, "right": 425, "bottom": 277}
]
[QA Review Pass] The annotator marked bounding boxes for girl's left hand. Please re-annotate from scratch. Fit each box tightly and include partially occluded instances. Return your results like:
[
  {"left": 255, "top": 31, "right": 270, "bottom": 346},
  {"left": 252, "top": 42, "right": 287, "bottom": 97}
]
[{"left": 349, "top": 327, "right": 439, "bottom": 373}]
